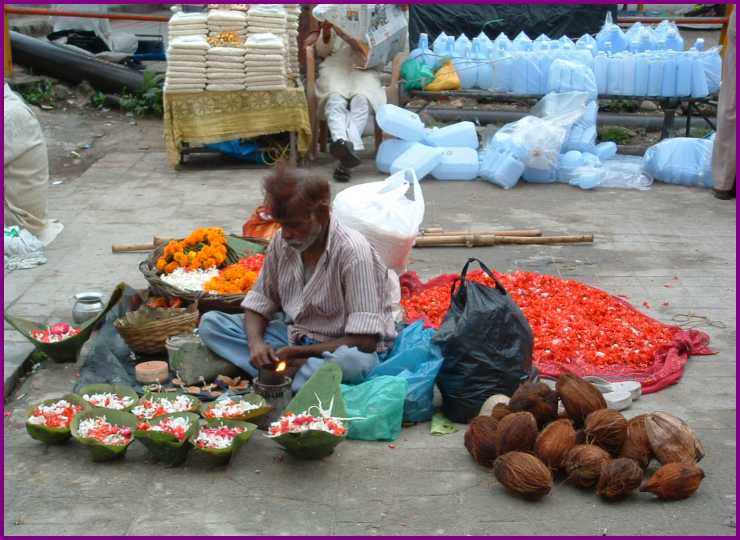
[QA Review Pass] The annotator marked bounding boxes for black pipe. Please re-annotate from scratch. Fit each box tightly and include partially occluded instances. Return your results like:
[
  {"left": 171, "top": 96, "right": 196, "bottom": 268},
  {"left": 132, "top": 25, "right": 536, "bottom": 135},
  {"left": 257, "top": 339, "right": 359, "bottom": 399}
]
[{"left": 10, "top": 31, "right": 145, "bottom": 94}]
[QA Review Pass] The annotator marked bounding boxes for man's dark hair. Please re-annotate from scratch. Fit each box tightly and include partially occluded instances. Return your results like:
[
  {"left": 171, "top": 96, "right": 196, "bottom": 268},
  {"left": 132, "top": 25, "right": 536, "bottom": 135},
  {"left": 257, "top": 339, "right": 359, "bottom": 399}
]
[{"left": 263, "top": 162, "right": 331, "bottom": 221}]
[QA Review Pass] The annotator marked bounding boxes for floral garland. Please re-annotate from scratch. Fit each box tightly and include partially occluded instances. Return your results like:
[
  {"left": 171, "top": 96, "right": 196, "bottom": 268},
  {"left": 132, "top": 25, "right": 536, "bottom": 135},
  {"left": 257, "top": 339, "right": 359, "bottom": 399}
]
[
  {"left": 137, "top": 416, "right": 191, "bottom": 441},
  {"left": 27, "top": 400, "right": 83, "bottom": 429},
  {"left": 204, "top": 254, "right": 265, "bottom": 295},
  {"left": 77, "top": 416, "right": 132, "bottom": 446},
  {"left": 31, "top": 323, "right": 80, "bottom": 343},
  {"left": 155, "top": 227, "right": 228, "bottom": 274},
  {"left": 194, "top": 425, "right": 246, "bottom": 449},
  {"left": 131, "top": 395, "right": 196, "bottom": 420},
  {"left": 82, "top": 392, "right": 136, "bottom": 410}
]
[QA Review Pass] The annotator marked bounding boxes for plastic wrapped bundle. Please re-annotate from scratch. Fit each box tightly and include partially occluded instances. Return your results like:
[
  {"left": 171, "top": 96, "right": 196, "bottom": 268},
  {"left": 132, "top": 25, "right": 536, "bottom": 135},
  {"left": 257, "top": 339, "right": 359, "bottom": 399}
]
[
  {"left": 284, "top": 4, "right": 301, "bottom": 78},
  {"left": 244, "top": 33, "right": 286, "bottom": 90},
  {"left": 642, "top": 137, "right": 715, "bottom": 188},
  {"left": 165, "top": 36, "right": 209, "bottom": 93},
  {"left": 206, "top": 46, "right": 246, "bottom": 91},
  {"left": 168, "top": 12, "right": 208, "bottom": 39},
  {"left": 207, "top": 9, "right": 247, "bottom": 40}
]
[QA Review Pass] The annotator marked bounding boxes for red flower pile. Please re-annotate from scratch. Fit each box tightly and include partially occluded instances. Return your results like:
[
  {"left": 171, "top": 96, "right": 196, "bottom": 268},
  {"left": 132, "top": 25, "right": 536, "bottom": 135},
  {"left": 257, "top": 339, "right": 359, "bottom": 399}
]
[
  {"left": 31, "top": 323, "right": 81, "bottom": 343},
  {"left": 237, "top": 254, "right": 265, "bottom": 273},
  {"left": 401, "top": 270, "right": 680, "bottom": 375}
]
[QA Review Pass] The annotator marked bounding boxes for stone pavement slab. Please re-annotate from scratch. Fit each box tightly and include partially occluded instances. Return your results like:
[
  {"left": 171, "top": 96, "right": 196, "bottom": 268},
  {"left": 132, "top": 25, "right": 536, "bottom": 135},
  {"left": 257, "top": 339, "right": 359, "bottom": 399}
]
[{"left": 3, "top": 153, "right": 736, "bottom": 535}]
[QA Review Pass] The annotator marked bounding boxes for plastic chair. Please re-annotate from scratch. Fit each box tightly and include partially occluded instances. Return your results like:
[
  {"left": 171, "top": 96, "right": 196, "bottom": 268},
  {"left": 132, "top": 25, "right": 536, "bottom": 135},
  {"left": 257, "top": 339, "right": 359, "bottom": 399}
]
[{"left": 305, "top": 44, "right": 405, "bottom": 160}]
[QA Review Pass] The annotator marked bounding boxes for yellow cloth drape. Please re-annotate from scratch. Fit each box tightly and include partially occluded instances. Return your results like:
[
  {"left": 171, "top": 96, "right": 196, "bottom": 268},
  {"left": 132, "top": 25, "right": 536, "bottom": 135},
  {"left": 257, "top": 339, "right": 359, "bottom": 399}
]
[{"left": 163, "top": 86, "right": 312, "bottom": 167}]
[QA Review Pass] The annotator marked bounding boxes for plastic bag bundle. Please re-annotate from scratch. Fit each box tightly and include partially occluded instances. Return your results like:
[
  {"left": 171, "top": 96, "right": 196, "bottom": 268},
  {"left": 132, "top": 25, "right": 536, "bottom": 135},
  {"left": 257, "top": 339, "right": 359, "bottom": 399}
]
[
  {"left": 642, "top": 137, "right": 715, "bottom": 188},
  {"left": 567, "top": 154, "right": 653, "bottom": 190},
  {"left": 562, "top": 99, "right": 599, "bottom": 153},
  {"left": 341, "top": 376, "right": 407, "bottom": 441},
  {"left": 424, "top": 60, "right": 461, "bottom": 91}
]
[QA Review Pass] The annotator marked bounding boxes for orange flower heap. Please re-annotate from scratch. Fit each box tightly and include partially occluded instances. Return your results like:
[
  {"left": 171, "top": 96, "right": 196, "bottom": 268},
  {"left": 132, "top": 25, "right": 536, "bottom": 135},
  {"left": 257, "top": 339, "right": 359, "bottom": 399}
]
[
  {"left": 205, "top": 254, "right": 265, "bottom": 295},
  {"left": 156, "top": 227, "right": 228, "bottom": 274}
]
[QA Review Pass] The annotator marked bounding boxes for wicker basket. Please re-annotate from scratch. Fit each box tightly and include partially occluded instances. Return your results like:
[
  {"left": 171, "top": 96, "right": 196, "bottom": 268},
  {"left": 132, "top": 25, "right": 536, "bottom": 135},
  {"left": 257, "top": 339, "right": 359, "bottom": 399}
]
[
  {"left": 114, "top": 303, "right": 199, "bottom": 355},
  {"left": 138, "top": 236, "right": 264, "bottom": 314}
]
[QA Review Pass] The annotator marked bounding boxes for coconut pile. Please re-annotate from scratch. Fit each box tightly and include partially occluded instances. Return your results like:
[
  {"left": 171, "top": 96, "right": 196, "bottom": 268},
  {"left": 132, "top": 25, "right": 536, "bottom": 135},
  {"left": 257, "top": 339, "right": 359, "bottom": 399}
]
[{"left": 465, "top": 374, "right": 705, "bottom": 502}]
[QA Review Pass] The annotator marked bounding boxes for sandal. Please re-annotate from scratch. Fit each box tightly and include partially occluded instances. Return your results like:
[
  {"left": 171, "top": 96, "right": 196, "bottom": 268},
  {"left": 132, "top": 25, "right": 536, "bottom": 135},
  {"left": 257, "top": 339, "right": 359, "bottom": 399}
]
[{"left": 582, "top": 376, "right": 642, "bottom": 401}]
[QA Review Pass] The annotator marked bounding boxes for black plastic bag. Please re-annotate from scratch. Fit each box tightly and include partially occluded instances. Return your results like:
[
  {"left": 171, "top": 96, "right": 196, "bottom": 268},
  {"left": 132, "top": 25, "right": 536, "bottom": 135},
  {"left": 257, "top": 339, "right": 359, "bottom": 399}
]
[{"left": 433, "top": 258, "right": 534, "bottom": 423}]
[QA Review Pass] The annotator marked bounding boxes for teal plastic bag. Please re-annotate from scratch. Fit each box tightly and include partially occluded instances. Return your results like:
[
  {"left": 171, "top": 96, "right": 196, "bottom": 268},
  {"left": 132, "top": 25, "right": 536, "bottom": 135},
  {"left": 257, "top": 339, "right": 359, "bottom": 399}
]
[
  {"left": 340, "top": 376, "right": 407, "bottom": 441},
  {"left": 401, "top": 56, "right": 435, "bottom": 92},
  {"left": 369, "top": 321, "right": 444, "bottom": 423}
]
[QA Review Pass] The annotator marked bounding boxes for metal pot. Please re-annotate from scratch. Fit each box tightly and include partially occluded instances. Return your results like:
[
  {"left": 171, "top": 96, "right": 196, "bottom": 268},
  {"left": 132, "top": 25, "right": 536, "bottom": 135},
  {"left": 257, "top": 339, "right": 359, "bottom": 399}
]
[{"left": 72, "top": 292, "right": 105, "bottom": 324}]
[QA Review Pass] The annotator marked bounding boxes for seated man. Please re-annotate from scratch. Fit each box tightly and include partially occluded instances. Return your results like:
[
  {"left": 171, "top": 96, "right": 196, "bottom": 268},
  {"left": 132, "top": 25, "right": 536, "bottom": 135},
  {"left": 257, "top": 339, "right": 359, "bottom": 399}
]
[{"left": 200, "top": 165, "right": 396, "bottom": 391}]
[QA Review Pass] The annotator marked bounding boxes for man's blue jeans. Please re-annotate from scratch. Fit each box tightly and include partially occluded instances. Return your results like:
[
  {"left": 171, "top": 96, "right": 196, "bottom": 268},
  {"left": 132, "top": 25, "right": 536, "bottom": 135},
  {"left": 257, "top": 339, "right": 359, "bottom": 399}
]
[{"left": 199, "top": 311, "right": 380, "bottom": 392}]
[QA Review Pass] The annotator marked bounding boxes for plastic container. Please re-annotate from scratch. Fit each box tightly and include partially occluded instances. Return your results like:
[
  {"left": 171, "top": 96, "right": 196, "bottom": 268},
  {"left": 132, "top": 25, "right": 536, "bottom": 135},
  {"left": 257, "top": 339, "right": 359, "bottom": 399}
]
[
  {"left": 455, "top": 33, "right": 471, "bottom": 58},
  {"left": 642, "top": 137, "right": 714, "bottom": 188},
  {"left": 431, "top": 147, "right": 479, "bottom": 180},
  {"left": 634, "top": 54, "right": 650, "bottom": 95},
  {"left": 376, "top": 139, "right": 415, "bottom": 173},
  {"left": 376, "top": 104, "right": 426, "bottom": 142},
  {"left": 622, "top": 54, "right": 636, "bottom": 96},
  {"left": 664, "top": 29, "right": 684, "bottom": 52},
  {"left": 512, "top": 31, "right": 532, "bottom": 51},
  {"left": 390, "top": 143, "right": 443, "bottom": 180},
  {"left": 493, "top": 154, "right": 526, "bottom": 189},
  {"left": 661, "top": 56, "right": 677, "bottom": 97},
  {"left": 455, "top": 48, "right": 477, "bottom": 90},
  {"left": 533, "top": 33, "right": 550, "bottom": 51},
  {"left": 607, "top": 56, "right": 622, "bottom": 94},
  {"left": 409, "top": 33, "right": 434, "bottom": 70},
  {"left": 424, "top": 121, "right": 479, "bottom": 149},
  {"left": 525, "top": 54, "right": 542, "bottom": 94},
  {"left": 576, "top": 33, "right": 597, "bottom": 53},
  {"left": 492, "top": 32, "right": 512, "bottom": 53},
  {"left": 492, "top": 55, "right": 513, "bottom": 92},
  {"left": 647, "top": 56, "right": 664, "bottom": 97},
  {"left": 676, "top": 55, "right": 692, "bottom": 96},
  {"left": 559, "top": 35, "right": 575, "bottom": 49},
  {"left": 691, "top": 38, "right": 705, "bottom": 52},
  {"left": 511, "top": 53, "right": 528, "bottom": 94},
  {"left": 523, "top": 165, "right": 557, "bottom": 183},
  {"left": 691, "top": 56, "right": 709, "bottom": 98},
  {"left": 472, "top": 39, "right": 493, "bottom": 89},
  {"left": 595, "top": 141, "right": 617, "bottom": 161},
  {"left": 594, "top": 53, "right": 608, "bottom": 94}
]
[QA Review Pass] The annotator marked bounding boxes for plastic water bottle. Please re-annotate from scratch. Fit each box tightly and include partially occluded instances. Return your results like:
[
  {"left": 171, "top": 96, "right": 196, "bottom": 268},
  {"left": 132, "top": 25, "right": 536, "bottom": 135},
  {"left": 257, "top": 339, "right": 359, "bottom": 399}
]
[
  {"left": 431, "top": 147, "right": 480, "bottom": 180},
  {"left": 664, "top": 29, "right": 684, "bottom": 52},
  {"left": 690, "top": 57, "right": 709, "bottom": 98},
  {"left": 691, "top": 38, "right": 705, "bottom": 52},
  {"left": 376, "top": 139, "right": 415, "bottom": 173},
  {"left": 622, "top": 54, "right": 636, "bottom": 96},
  {"left": 492, "top": 55, "right": 513, "bottom": 92},
  {"left": 607, "top": 55, "right": 622, "bottom": 94},
  {"left": 390, "top": 143, "right": 443, "bottom": 179},
  {"left": 376, "top": 104, "right": 426, "bottom": 142},
  {"left": 424, "top": 121, "right": 479, "bottom": 149},
  {"left": 647, "top": 55, "right": 664, "bottom": 97},
  {"left": 525, "top": 54, "right": 541, "bottom": 94},
  {"left": 594, "top": 52, "right": 608, "bottom": 94},
  {"left": 472, "top": 39, "right": 493, "bottom": 90},
  {"left": 559, "top": 35, "right": 575, "bottom": 49},
  {"left": 661, "top": 55, "right": 677, "bottom": 97},
  {"left": 511, "top": 53, "right": 528, "bottom": 94},
  {"left": 676, "top": 55, "right": 692, "bottom": 96},
  {"left": 533, "top": 34, "right": 550, "bottom": 51},
  {"left": 455, "top": 47, "right": 477, "bottom": 89},
  {"left": 512, "top": 31, "right": 532, "bottom": 51},
  {"left": 635, "top": 53, "right": 650, "bottom": 96}
]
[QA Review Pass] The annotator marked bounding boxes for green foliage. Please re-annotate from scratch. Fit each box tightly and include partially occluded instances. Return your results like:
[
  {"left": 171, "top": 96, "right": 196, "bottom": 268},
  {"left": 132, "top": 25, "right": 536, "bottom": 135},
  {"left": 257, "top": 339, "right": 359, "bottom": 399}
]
[
  {"left": 17, "top": 80, "right": 55, "bottom": 106},
  {"left": 120, "top": 71, "right": 164, "bottom": 116},
  {"left": 598, "top": 125, "right": 637, "bottom": 145},
  {"left": 90, "top": 91, "right": 106, "bottom": 109}
]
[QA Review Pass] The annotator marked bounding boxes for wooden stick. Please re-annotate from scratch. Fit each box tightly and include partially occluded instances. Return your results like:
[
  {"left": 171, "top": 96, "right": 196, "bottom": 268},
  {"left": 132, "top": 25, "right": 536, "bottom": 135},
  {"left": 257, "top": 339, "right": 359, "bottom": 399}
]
[
  {"left": 111, "top": 243, "right": 156, "bottom": 253},
  {"left": 420, "top": 228, "right": 542, "bottom": 237},
  {"left": 414, "top": 234, "right": 593, "bottom": 248}
]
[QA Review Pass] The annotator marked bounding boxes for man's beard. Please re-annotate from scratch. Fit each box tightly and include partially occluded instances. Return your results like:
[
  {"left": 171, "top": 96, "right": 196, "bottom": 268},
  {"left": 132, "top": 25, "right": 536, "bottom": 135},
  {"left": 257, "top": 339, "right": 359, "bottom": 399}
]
[{"left": 285, "top": 222, "right": 323, "bottom": 253}]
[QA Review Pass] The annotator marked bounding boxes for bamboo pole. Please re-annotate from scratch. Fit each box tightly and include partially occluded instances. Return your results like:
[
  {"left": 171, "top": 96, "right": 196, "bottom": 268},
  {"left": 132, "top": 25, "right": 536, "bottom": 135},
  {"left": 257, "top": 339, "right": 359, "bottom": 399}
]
[
  {"left": 111, "top": 243, "right": 155, "bottom": 253},
  {"left": 414, "top": 234, "right": 593, "bottom": 248},
  {"left": 420, "top": 228, "right": 542, "bottom": 237}
]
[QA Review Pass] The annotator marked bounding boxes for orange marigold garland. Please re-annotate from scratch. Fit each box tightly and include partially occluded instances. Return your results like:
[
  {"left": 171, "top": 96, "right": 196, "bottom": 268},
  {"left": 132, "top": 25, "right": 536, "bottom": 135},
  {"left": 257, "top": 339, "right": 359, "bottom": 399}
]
[
  {"left": 156, "top": 227, "right": 228, "bottom": 273},
  {"left": 205, "top": 254, "right": 265, "bottom": 295}
]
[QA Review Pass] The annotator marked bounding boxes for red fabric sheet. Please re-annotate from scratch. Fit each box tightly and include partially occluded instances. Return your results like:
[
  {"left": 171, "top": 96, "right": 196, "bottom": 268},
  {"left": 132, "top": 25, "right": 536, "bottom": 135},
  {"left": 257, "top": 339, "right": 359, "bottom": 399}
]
[{"left": 399, "top": 270, "right": 716, "bottom": 394}]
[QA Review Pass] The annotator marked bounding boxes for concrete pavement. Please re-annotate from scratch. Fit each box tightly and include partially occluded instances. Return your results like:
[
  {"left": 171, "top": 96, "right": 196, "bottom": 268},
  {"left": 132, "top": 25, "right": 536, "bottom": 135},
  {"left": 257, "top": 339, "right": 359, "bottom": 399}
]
[{"left": 3, "top": 153, "right": 736, "bottom": 535}]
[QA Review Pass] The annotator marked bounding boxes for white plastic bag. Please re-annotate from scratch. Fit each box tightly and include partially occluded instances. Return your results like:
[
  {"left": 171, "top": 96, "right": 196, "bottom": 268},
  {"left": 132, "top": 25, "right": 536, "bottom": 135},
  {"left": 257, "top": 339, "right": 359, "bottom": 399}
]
[
  {"left": 642, "top": 137, "right": 715, "bottom": 188},
  {"left": 332, "top": 169, "right": 425, "bottom": 274},
  {"left": 4, "top": 226, "right": 47, "bottom": 270},
  {"left": 569, "top": 155, "right": 653, "bottom": 190}
]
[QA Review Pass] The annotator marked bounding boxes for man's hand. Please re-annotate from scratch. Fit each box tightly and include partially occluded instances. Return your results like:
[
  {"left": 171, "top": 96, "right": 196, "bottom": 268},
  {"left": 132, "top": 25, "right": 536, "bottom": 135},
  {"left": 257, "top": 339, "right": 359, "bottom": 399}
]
[
  {"left": 249, "top": 340, "right": 278, "bottom": 369},
  {"left": 275, "top": 346, "right": 301, "bottom": 361}
]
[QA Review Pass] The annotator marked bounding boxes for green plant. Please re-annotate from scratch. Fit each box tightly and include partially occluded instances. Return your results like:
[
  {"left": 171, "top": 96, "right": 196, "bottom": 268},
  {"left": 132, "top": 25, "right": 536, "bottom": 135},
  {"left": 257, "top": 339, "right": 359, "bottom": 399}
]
[
  {"left": 597, "top": 126, "right": 636, "bottom": 145},
  {"left": 90, "top": 91, "right": 106, "bottom": 109},
  {"left": 18, "top": 80, "right": 55, "bottom": 106},
  {"left": 120, "top": 71, "right": 164, "bottom": 116}
]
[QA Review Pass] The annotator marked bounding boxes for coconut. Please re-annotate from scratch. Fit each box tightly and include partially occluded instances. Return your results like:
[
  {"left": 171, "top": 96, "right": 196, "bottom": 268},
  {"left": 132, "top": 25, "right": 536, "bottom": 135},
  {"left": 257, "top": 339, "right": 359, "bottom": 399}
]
[
  {"left": 645, "top": 412, "right": 705, "bottom": 465},
  {"left": 575, "top": 428, "right": 587, "bottom": 445},
  {"left": 464, "top": 415, "right": 498, "bottom": 468},
  {"left": 619, "top": 414, "right": 652, "bottom": 468},
  {"left": 563, "top": 444, "right": 610, "bottom": 488},
  {"left": 494, "top": 411, "right": 538, "bottom": 455},
  {"left": 479, "top": 394, "right": 510, "bottom": 417},
  {"left": 535, "top": 419, "right": 577, "bottom": 470},
  {"left": 490, "top": 403, "right": 513, "bottom": 422},
  {"left": 493, "top": 451, "right": 553, "bottom": 500},
  {"left": 596, "top": 458, "right": 643, "bottom": 500},
  {"left": 584, "top": 409, "right": 628, "bottom": 456},
  {"left": 509, "top": 382, "right": 559, "bottom": 429},
  {"left": 640, "top": 462, "right": 705, "bottom": 500},
  {"left": 556, "top": 374, "right": 607, "bottom": 426}
]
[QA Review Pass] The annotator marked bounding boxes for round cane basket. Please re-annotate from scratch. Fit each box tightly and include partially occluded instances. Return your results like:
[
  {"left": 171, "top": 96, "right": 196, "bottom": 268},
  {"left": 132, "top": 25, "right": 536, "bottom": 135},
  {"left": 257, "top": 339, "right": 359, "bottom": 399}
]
[
  {"left": 114, "top": 303, "right": 199, "bottom": 355},
  {"left": 138, "top": 240, "right": 261, "bottom": 315}
]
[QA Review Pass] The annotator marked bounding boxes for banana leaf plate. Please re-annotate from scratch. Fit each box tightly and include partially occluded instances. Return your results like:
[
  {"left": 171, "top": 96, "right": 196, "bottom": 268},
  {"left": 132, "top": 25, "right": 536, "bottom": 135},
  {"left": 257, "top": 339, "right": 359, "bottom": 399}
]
[
  {"left": 189, "top": 418, "right": 257, "bottom": 466},
  {"left": 135, "top": 412, "right": 201, "bottom": 466},
  {"left": 270, "top": 364, "right": 348, "bottom": 460},
  {"left": 4, "top": 283, "right": 125, "bottom": 363},
  {"left": 71, "top": 408, "right": 138, "bottom": 462},
  {"left": 131, "top": 392, "right": 202, "bottom": 421},
  {"left": 25, "top": 394, "right": 91, "bottom": 445},
  {"left": 199, "top": 393, "right": 271, "bottom": 422},
  {"left": 77, "top": 383, "right": 139, "bottom": 412}
]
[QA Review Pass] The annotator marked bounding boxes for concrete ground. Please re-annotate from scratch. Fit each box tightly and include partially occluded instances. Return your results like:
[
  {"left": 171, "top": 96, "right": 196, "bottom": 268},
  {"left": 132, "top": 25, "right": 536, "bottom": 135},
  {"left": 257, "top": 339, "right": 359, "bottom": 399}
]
[{"left": 3, "top": 148, "right": 736, "bottom": 535}]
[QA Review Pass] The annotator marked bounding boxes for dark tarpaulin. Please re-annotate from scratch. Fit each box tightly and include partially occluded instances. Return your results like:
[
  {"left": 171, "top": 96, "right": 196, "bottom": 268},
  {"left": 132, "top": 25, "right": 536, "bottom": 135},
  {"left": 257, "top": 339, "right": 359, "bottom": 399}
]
[{"left": 409, "top": 4, "right": 618, "bottom": 47}]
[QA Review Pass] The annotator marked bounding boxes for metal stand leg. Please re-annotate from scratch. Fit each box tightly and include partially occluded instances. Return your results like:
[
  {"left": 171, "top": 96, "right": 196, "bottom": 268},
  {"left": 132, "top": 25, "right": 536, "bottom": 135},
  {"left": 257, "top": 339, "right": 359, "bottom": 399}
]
[
  {"left": 289, "top": 131, "right": 297, "bottom": 167},
  {"left": 685, "top": 99, "right": 693, "bottom": 136},
  {"left": 660, "top": 99, "right": 678, "bottom": 140}
]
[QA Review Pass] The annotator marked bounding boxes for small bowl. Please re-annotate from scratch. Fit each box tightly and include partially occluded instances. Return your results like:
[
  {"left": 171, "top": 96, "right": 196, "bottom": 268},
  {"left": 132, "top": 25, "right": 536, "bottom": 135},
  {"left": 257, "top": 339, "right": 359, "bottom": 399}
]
[{"left": 135, "top": 361, "right": 169, "bottom": 384}]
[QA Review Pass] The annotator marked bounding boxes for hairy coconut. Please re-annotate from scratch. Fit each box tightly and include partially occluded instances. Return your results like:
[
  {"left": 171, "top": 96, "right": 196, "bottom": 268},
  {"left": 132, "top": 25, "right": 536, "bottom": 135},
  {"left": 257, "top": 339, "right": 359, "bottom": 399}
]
[
  {"left": 575, "top": 429, "right": 587, "bottom": 445},
  {"left": 535, "top": 419, "right": 577, "bottom": 470},
  {"left": 645, "top": 412, "right": 705, "bottom": 465},
  {"left": 556, "top": 374, "right": 607, "bottom": 426},
  {"left": 564, "top": 444, "right": 611, "bottom": 488},
  {"left": 464, "top": 416, "right": 498, "bottom": 468},
  {"left": 509, "top": 382, "right": 559, "bottom": 429},
  {"left": 640, "top": 462, "right": 705, "bottom": 500},
  {"left": 479, "top": 394, "right": 510, "bottom": 417},
  {"left": 619, "top": 414, "right": 652, "bottom": 468},
  {"left": 494, "top": 411, "right": 538, "bottom": 455},
  {"left": 596, "top": 458, "right": 643, "bottom": 500},
  {"left": 493, "top": 451, "right": 553, "bottom": 500},
  {"left": 490, "top": 402, "right": 513, "bottom": 422},
  {"left": 584, "top": 409, "right": 628, "bottom": 456}
]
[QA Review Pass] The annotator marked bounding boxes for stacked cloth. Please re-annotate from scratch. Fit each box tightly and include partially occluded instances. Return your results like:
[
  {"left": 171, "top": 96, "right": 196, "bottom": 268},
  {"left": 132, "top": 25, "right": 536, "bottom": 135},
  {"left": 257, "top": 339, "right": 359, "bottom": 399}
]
[
  {"left": 284, "top": 4, "right": 300, "bottom": 79},
  {"left": 244, "top": 33, "right": 287, "bottom": 90},
  {"left": 164, "top": 36, "right": 209, "bottom": 93},
  {"left": 208, "top": 9, "right": 247, "bottom": 41},
  {"left": 168, "top": 12, "right": 208, "bottom": 40},
  {"left": 246, "top": 4, "right": 288, "bottom": 58},
  {"left": 206, "top": 46, "right": 246, "bottom": 91}
]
